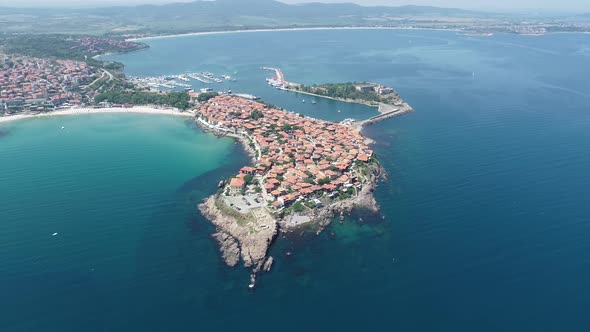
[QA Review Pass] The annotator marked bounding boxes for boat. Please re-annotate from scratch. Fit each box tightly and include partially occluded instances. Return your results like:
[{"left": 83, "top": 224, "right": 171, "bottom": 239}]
[
  {"left": 311, "top": 100, "right": 316, "bottom": 104},
  {"left": 248, "top": 274, "right": 256, "bottom": 289},
  {"left": 61, "top": 126, "right": 65, "bottom": 129},
  {"left": 302, "top": 99, "right": 305, "bottom": 103},
  {"left": 52, "top": 233, "right": 58, "bottom": 236},
  {"left": 234, "top": 93, "right": 259, "bottom": 100},
  {"left": 194, "top": 76, "right": 212, "bottom": 84}
]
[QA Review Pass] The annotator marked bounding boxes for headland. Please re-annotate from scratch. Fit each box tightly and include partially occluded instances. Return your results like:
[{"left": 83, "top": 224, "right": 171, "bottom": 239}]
[{"left": 195, "top": 94, "right": 388, "bottom": 287}]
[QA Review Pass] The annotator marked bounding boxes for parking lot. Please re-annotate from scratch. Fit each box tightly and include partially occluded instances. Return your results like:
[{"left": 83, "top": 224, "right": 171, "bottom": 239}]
[{"left": 223, "top": 194, "right": 266, "bottom": 212}]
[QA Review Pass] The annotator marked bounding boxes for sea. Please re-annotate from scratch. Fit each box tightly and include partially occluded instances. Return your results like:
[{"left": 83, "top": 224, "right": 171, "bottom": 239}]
[{"left": 1, "top": 29, "right": 590, "bottom": 331}]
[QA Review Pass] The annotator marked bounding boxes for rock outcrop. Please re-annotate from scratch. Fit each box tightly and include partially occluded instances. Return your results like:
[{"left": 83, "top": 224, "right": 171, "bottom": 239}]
[
  {"left": 262, "top": 256, "right": 274, "bottom": 272},
  {"left": 211, "top": 231, "right": 240, "bottom": 266},
  {"left": 199, "top": 196, "right": 278, "bottom": 270},
  {"left": 280, "top": 161, "right": 384, "bottom": 234}
]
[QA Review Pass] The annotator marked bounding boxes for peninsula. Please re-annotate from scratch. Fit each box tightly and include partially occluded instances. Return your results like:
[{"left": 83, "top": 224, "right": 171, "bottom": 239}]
[
  {"left": 0, "top": 29, "right": 413, "bottom": 288},
  {"left": 196, "top": 94, "right": 388, "bottom": 287}
]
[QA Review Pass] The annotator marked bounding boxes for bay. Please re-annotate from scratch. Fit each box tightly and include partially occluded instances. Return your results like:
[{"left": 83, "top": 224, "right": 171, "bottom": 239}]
[{"left": 2, "top": 29, "right": 590, "bottom": 331}]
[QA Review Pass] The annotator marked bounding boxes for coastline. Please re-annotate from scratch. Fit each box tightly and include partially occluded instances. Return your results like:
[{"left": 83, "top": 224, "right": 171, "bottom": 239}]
[
  {"left": 127, "top": 26, "right": 465, "bottom": 42},
  {"left": 192, "top": 96, "right": 387, "bottom": 286},
  {"left": 0, "top": 106, "right": 193, "bottom": 124},
  {"left": 125, "top": 26, "right": 587, "bottom": 43},
  {"left": 195, "top": 116, "right": 258, "bottom": 164}
]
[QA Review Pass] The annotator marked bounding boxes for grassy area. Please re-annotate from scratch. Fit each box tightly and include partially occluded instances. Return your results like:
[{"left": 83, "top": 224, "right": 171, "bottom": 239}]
[
  {"left": 215, "top": 197, "right": 254, "bottom": 226},
  {"left": 296, "top": 82, "right": 382, "bottom": 103}
]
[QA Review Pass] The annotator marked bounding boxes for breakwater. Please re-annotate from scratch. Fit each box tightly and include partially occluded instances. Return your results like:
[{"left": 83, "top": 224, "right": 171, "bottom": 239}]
[{"left": 261, "top": 67, "right": 414, "bottom": 126}]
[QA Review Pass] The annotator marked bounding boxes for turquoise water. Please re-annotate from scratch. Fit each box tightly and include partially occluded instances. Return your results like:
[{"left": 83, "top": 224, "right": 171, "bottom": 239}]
[{"left": 3, "top": 30, "right": 590, "bottom": 331}]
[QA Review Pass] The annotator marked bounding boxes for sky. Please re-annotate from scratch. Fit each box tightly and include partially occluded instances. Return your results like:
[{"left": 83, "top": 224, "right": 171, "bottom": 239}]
[{"left": 1, "top": 0, "right": 587, "bottom": 13}]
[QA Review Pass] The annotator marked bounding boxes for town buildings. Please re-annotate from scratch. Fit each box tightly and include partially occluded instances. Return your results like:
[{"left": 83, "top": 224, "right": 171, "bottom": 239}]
[
  {"left": 0, "top": 54, "right": 97, "bottom": 112},
  {"left": 198, "top": 94, "right": 375, "bottom": 210}
]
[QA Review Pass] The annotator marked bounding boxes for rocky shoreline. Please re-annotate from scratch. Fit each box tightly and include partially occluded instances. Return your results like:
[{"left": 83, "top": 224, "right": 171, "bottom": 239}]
[
  {"left": 192, "top": 96, "right": 392, "bottom": 287},
  {"left": 198, "top": 196, "right": 277, "bottom": 272},
  {"left": 197, "top": 151, "right": 385, "bottom": 281},
  {"left": 279, "top": 161, "right": 384, "bottom": 233}
]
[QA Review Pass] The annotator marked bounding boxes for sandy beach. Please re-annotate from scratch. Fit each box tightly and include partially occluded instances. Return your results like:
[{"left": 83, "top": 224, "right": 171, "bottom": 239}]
[
  {"left": 125, "top": 26, "right": 583, "bottom": 43},
  {"left": 0, "top": 106, "right": 194, "bottom": 124},
  {"left": 127, "top": 26, "right": 460, "bottom": 42}
]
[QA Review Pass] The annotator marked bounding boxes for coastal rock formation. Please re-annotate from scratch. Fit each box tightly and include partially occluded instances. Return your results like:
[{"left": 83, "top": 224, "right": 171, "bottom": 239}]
[
  {"left": 279, "top": 161, "right": 384, "bottom": 233},
  {"left": 211, "top": 231, "right": 240, "bottom": 266},
  {"left": 199, "top": 196, "right": 278, "bottom": 269},
  {"left": 194, "top": 94, "right": 403, "bottom": 286},
  {"left": 262, "top": 256, "right": 274, "bottom": 272}
]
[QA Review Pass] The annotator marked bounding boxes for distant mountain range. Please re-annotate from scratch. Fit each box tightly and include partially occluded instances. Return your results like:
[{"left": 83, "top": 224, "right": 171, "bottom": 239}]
[
  {"left": 91, "top": 0, "right": 484, "bottom": 19},
  {"left": 0, "top": 0, "right": 495, "bottom": 35},
  {"left": 1, "top": 0, "right": 587, "bottom": 36}
]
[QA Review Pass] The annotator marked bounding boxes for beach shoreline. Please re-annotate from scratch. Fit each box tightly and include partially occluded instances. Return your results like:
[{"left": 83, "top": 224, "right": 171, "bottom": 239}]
[
  {"left": 0, "top": 106, "right": 194, "bottom": 124},
  {"left": 127, "top": 26, "right": 464, "bottom": 42},
  {"left": 125, "top": 26, "right": 590, "bottom": 43}
]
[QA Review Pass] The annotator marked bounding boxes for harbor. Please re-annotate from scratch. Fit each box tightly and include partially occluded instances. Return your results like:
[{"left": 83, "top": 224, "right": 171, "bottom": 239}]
[
  {"left": 262, "top": 66, "right": 414, "bottom": 128},
  {"left": 129, "top": 71, "right": 236, "bottom": 91}
]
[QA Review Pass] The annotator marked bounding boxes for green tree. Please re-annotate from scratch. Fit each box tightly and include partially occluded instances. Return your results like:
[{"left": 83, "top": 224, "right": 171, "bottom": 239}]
[
  {"left": 250, "top": 109, "right": 264, "bottom": 120},
  {"left": 197, "top": 92, "right": 218, "bottom": 102},
  {"left": 293, "top": 202, "right": 305, "bottom": 213},
  {"left": 280, "top": 124, "right": 293, "bottom": 132}
]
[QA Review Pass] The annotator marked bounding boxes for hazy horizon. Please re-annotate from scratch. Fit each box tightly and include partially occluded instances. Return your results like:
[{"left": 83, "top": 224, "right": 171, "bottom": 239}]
[{"left": 0, "top": 0, "right": 587, "bottom": 14}]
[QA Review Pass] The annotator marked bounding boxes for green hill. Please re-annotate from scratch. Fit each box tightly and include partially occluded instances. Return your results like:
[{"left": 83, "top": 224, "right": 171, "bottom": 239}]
[{"left": 0, "top": 0, "right": 490, "bottom": 35}]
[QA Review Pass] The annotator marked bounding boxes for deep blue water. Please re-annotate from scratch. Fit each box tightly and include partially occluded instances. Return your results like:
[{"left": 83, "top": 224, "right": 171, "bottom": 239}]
[{"left": 2, "top": 29, "right": 590, "bottom": 331}]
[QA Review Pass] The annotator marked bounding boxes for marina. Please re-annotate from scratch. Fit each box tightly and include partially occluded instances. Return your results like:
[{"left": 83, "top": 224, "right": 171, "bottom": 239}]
[{"left": 129, "top": 71, "right": 236, "bottom": 91}]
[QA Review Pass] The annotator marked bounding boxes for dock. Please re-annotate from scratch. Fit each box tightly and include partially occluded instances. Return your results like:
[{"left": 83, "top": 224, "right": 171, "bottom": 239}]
[
  {"left": 262, "top": 67, "right": 287, "bottom": 86},
  {"left": 355, "top": 104, "right": 413, "bottom": 128}
]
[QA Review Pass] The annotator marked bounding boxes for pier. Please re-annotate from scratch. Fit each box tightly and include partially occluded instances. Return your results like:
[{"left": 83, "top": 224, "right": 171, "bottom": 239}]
[
  {"left": 355, "top": 104, "right": 414, "bottom": 129},
  {"left": 262, "top": 67, "right": 287, "bottom": 86}
]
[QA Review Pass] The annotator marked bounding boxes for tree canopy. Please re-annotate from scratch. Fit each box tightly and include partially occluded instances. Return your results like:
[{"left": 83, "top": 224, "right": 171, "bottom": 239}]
[
  {"left": 197, "top": 92, "right": 219, "bottom": 102},
  {"left": 250, "top": 109, "right": 264, "bottom": 120},
  {"left": 95, "top": 91, "right": 190, "bottom": 110}
]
